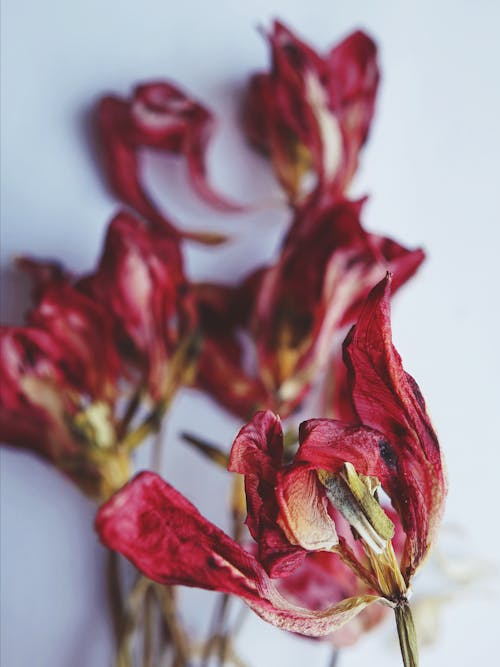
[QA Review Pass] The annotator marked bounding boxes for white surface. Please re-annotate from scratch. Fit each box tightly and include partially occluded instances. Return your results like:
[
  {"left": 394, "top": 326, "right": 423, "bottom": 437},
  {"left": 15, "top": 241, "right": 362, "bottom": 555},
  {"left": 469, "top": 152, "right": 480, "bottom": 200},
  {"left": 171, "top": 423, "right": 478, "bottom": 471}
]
[{"left": 1, "top": 1, "right": 500, "bottom": 666}]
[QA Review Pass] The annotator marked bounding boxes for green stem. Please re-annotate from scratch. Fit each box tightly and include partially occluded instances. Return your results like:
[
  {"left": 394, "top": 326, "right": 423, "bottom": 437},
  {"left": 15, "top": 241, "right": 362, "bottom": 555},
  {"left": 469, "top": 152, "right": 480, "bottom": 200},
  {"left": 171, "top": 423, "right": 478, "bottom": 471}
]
[{"left": 395, "top": 602, "right": 419, "bottom": 667}]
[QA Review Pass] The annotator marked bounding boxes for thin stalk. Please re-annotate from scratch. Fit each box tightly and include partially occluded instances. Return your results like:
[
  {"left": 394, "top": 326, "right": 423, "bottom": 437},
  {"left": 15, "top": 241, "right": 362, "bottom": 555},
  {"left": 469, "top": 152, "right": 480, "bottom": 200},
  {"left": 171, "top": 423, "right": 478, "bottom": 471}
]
[
  {"left": 395, "top": 602, "right": 419, "bottom": 667},
  {"left": 106, "top": 549, "right": 124, "bottom": 647},
  {"left": 117, "top": 390, "right": 143, "bottom": 441},
  {"left": 154, "top": 584, "right": 191, "bottom": 667},
  {"left": 142, "top": 587, "right": 155, "bottom": 667},
  {"left": 114, "top": 577, "right": 151, "bottom": 667},
  {"left": 328, "top": 647, "right": 340, "bottom": 667}
]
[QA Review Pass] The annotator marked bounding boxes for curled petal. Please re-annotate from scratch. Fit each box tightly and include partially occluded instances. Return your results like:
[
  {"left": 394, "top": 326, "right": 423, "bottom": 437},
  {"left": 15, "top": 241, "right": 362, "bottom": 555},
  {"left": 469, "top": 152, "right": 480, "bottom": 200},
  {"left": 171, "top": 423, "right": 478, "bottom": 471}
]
[
  {"left": 252, "top": 199, "right": 424, "bottom": 405},
  {"left": 343, "top": 274, "right": 447, "bottom": 579},
  {"left": 276, "top": 466, "right": 338, "bottom": 551},
  {"left": 0, "top": 326, "right": 76, "bottom": 457},
  {"left": 96, "top": 83, "right": 243, "bottom": 230},
  {"left": 228, "top": 409, "right": 283, "bottom": 483},
  {"left": 229, "top": 411, "right": 304, "bottom": 576},
  {"left": 27, "top": 284, "right": 121, "bottom": 402},
  {"left": 96, "top": 471, "right": 381, "bottom": 637},
  {"left": 242, "top": 21, "right": 380, "bottom": 201},
  {"left": 195, "top": 336, "right": 269, "bottom": 420}
]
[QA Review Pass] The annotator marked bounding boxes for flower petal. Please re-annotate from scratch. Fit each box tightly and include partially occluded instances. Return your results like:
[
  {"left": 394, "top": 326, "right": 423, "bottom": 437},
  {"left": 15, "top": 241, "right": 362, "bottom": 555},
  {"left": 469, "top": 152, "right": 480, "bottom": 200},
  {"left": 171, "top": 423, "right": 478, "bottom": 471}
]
[
  {"left": 296, "top": 419, "right": 392, "bottom": 481},
  {"left": 80, "top": 211, "right": 195, "bottom": 400},
  {"left": 343, "top": 274, "right": 447, "bottom": 578},
  {"left": 276, "top": 465, "right": 338, "bottom": 551},
  {"left": 96, "top": 83, "right": 243, "bottom": 225},
  {"left": 96, "top": 471, "right": 381, "bottom": 637},
  {"left": 228, "top": 410, "right": 283, "bottom": 482},
  {"left": 228, "top": 411, "right": 305, "bottom": 576},
  {"left": 242, "top": 21, "right": 380, "bottom": 201}
]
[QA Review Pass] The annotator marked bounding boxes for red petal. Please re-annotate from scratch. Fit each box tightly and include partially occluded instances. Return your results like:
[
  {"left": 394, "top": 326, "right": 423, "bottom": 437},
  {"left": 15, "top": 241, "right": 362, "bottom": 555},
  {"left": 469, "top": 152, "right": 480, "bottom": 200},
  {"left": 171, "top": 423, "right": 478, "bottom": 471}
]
[
  {"left": 228, "top": 411, "right": 306, "bottom": 576},
  {"left": 276, "top": 466, "right": 338, "bottom": 551},
  {"left": 296, "top": 419, "right": 392, "bottom": 482},
  {"left": 343, "top": 274, "right": 447, "bottom": 578},
  {"left": 0, "top": 326, "right": 76, "bottom": 457},
  {"left": 242, "top": 22, "right": 379, "bottom": 201},
  {"left": 196, "top": 336, "right": 269, "bottom": 420},
  {"left": 97, "top": 83, "right": 243, "bottom": 224},
  {"left": 96, "top": 471, "right": 381, "bottom": 637},
  {"left": 228, "top": 410, "right": 283, "bottom": 482}
]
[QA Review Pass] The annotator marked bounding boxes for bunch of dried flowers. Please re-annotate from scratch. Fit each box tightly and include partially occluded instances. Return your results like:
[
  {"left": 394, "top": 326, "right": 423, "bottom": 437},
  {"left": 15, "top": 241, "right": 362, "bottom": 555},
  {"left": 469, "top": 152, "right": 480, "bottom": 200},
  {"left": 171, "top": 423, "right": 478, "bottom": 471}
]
[{"left": 0, "top": 20, "right": 446, "bottom": 667}]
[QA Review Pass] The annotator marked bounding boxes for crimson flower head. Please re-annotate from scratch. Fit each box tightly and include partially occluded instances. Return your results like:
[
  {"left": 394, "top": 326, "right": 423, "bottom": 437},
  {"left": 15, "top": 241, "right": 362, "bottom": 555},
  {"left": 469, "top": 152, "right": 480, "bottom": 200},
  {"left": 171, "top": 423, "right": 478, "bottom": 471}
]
[
  {"left": 0, "top": 282, "right": 130, "bottom": 499},
  {"left": 1, "top": 211, "right": 199, "bottom": 498},
  {"left": 96, "top": 81, "right": 241, "bottom": 243},
  {"left": 80, "top": 210, "right": 197, "bottom": 402},
  {"left": 96, "top": 274, "right": 446, "bottom": 655},
  {"left": 243, "top": 21, "right": 379, "bottom": 202},
  {"left": 194, "top": 200, "right": 424, "bottom": 419}
]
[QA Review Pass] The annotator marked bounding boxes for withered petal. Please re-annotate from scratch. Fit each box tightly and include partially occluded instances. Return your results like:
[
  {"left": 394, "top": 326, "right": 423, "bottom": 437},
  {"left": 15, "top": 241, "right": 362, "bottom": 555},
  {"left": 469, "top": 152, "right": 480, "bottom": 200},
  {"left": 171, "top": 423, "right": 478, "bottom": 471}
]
[{"left": 96, "top": 471, "right": 381, "bottom": 637}]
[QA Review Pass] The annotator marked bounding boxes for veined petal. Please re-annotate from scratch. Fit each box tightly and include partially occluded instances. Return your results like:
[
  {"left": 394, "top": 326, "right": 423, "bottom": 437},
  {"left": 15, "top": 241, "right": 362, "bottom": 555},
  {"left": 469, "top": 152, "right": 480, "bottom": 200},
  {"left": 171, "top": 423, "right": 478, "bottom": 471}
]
[
  {"left": 229, "top": 411, "right": 305, "bottom": 576},
  {"left": 343, "top": 274, "right": 447, "bottom": 578},
  {"left": 80, "top": 211, "right": 195, "bottom": 400},
  {"left": 96, "top": 471, "right": 382, "bottom": 637},
  {"left": 297, "top": 419, "right": 393, "bottom": 482}
]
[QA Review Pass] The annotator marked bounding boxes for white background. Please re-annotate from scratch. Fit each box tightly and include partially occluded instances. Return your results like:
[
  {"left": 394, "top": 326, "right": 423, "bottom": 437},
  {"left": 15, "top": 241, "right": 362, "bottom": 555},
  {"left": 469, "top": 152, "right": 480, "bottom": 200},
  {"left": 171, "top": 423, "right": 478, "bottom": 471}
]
[{"left": 1, "top": 1, "right": 500, "bottom": 666}]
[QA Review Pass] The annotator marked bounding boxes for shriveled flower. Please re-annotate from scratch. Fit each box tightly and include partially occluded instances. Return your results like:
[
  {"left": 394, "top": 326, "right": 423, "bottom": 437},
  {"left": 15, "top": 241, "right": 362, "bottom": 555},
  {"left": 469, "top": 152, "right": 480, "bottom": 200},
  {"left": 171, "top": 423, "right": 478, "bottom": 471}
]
[
  {"left": 96, "top": 274, "right": 446, "bottom": 665},
  {"left": 0, "top": 285, "right": 129, "bottom": 499},
  {"left": 79, "top": 210, "right": 197, "bottom": 402},
  {"left": 243, "top": 21, "right": 379, "bottom": 202},
  {"left": 194, "top": 201, "right": 424, "bottom": 418},
  {"left": 96, "top": 81, "right": 241, "bottom": 243},
  {"left": 1, "top": 211, "right": 199, "bottom": 497}
]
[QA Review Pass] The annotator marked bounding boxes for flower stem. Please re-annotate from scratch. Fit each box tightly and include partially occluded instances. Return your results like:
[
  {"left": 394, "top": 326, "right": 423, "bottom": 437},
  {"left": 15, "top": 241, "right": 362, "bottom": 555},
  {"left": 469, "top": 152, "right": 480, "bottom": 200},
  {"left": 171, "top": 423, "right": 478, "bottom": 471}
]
[
  {"left": 106, "top": 549, "right": 124, "bottom": 646},
  {"left": 395, "top": 602, "right": 419, "bottom": 667},
  {"left": 327, "top": 647, "right": 340, "bottom": 667}
]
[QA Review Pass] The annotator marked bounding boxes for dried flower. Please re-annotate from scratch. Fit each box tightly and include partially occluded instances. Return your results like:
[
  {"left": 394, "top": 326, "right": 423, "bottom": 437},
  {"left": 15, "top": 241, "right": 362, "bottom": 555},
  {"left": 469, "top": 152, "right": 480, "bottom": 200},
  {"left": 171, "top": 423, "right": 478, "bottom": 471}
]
[
  {"left": 80, "top": 210, "right": 197, "bottom": 401},
  {"left": 96, "top": 274, "right": 446, "bottom": 663},
  {"left": 243, "top": 21, "right": 379, "bottom": 202},
  {"left": 194, "top": 201, "right": 424, "bottom": 418},
  {"left": 1, "top": 211, "right": 199, "bottom": 498},
  {"left": 0, "top": 285, "right": 129, "bottom": 499}
]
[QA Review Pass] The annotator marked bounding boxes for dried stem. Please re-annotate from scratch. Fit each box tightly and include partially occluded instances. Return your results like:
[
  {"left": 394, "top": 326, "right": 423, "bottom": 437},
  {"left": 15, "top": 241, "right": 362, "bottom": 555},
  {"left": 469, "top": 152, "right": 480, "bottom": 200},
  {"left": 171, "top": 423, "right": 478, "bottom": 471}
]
[
  {"left": 328, "top": 647, "right": 340, "bottom": 667},
  {"left": 142, "top": 587, "right": 155, "bottom": 667},
  {"left": 114, "top": 576, "right": 151, "bottom": 667},
  {"left": 155, "top": 584, "right": 191, "bottom": 667},
  {"left": 106, "top": 549, "right": 124, "bottom": 647},
  {"left": 395, "top": 602, "right": 419, "bottom": 667}
]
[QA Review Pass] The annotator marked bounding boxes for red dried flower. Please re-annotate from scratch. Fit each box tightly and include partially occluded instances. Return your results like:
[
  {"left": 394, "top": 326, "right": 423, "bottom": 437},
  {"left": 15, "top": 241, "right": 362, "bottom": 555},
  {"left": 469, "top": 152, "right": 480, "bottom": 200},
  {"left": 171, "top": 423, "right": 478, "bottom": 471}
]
[
  {"left": 0, "top": 284, "right": 129, "bottom": 498},
  {"left": 243, "top": 21, "right": 379, "bottom": 202},
  {"left": 80, "top": 210, "right": 197, "bottom": 401},
  {"left": 96, "top": 274, "right": 446, "bottom": 644},
  {"left": 193, "top": 201, "right": 424, "bottom": 418}
]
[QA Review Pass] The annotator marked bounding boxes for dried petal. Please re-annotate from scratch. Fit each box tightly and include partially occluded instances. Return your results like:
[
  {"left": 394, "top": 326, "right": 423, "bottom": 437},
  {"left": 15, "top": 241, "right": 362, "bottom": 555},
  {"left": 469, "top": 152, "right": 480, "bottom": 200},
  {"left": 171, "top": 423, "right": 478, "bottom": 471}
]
[
  {"left": 343, "top": 273, "right": 446, "bottom": 578},
  {"left": 96, "top": 471, "right": 381, "bottom": 637},
  {"left": 96, "top": 82, "right": 242, "bottom": 238}
]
